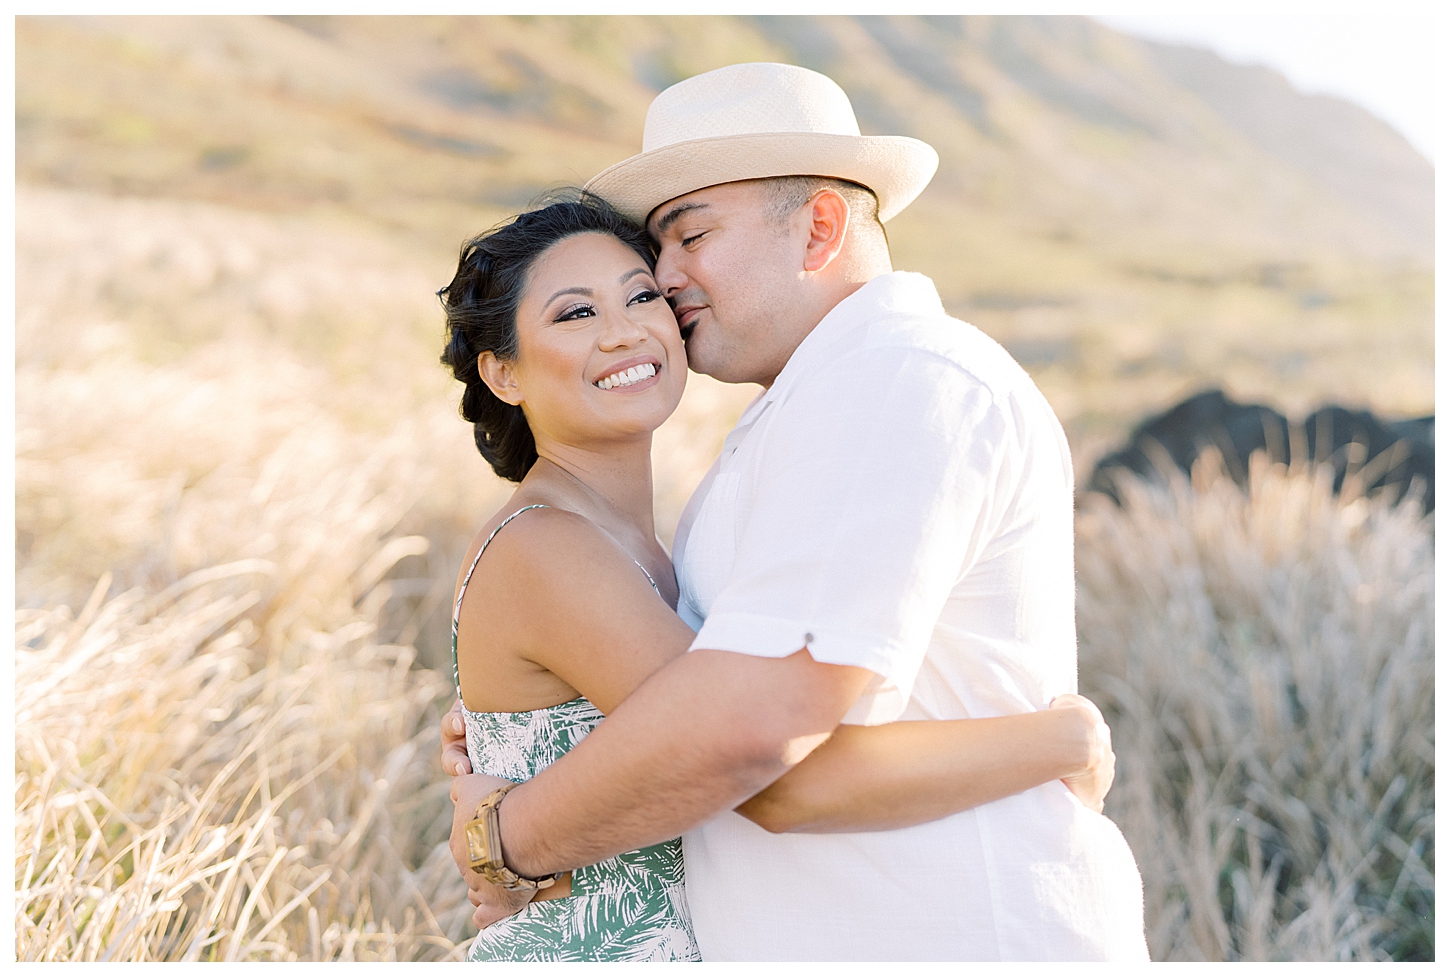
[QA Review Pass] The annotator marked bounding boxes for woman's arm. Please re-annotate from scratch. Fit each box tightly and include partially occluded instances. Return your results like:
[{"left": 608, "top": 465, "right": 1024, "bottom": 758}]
[{"left": 735, "top": 694, "right": 1114, "bottom": 834}]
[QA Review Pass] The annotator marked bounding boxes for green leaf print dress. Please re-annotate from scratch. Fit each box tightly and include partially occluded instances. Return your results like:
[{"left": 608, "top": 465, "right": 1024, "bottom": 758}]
[{"left": 452, "top": 505, "right": 701, "bottom": 962}]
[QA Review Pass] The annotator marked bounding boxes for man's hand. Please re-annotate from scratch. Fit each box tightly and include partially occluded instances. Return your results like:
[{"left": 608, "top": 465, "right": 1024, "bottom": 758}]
[
  {"left": 1048, "top": 694, "right": 1115, "bottom": 814},
  {"left": 441, "top": 698, "right": 472, "bottom": 776},
  {"left": 449, "top": 772, "right": 533, "bottom": 929}
]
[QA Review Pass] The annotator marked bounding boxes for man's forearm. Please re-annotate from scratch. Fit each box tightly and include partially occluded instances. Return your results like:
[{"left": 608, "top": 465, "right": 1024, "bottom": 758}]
[{"left": 497, "top": 648, "right": 873, "bottom": 878}]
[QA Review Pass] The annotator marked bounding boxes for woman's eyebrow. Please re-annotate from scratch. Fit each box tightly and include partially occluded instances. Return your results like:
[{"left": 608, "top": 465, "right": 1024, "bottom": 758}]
[
  {"left": 544, "top": 286, "right": 592, "bottom": 305},
  {"left": 619, "top": 267, "right": 651, "bottom": 284}
]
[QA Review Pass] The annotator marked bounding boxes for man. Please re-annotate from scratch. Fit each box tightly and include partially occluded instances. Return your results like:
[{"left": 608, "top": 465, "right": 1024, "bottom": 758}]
[{"left": 441, "top": 62, "right": 1148, "bottom": 961}]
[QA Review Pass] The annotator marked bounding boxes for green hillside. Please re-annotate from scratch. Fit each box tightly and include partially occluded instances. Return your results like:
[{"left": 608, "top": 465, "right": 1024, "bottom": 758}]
[{"left": 16, "top": 14, "right": 1433, "bottom": 462}]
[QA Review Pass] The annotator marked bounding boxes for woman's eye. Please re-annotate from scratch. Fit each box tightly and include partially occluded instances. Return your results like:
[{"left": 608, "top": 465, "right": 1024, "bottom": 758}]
[
  {"left": 555, "top": 304, "right": 594, "bottom": 322},
  {"left": 629, "top": 289, "right": 660, "bottom": 305}
]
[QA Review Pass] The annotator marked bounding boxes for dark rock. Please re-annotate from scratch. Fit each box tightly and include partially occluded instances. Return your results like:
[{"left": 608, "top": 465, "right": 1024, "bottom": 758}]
[{"left": 1087, "top": 389, "right": 1433, "bottom": 512}]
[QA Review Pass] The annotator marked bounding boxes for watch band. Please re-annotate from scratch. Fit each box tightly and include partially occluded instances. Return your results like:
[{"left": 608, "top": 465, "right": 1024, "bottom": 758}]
[{"left": 465, "top": 782, "right": 561, "bottom": 892}]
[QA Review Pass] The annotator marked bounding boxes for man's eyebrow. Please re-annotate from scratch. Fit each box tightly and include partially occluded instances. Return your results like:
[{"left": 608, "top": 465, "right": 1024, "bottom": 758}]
[{"left": 652, "top": 201, "right": 709, "bottom": 235}]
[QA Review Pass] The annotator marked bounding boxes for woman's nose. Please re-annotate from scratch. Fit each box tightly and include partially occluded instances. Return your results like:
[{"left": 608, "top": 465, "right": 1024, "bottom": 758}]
[{"left": 599, "top": 306, "right": 650, "bottom": 349}]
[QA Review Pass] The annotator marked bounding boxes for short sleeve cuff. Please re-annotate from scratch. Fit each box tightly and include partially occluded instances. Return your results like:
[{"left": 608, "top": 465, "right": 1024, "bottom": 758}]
[{"left": 689, "top": 611, "right": 920, "bottom": 724}]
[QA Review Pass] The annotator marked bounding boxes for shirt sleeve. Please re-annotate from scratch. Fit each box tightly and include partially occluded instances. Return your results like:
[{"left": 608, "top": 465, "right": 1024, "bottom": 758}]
[{"left": 688, "top": 342, "right": 1019, "bottom": 723}]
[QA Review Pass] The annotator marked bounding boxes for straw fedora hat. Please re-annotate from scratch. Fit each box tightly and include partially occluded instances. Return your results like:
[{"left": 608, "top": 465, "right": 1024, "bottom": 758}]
[{"left": 584, "top": 62, "right": 938, "bottom": 225}]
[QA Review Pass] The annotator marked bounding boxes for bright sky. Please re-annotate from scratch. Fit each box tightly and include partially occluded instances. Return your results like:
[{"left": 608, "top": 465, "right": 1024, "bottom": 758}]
[{"left": 1094, "top": 14, "right": 1438, "bottom": 162}]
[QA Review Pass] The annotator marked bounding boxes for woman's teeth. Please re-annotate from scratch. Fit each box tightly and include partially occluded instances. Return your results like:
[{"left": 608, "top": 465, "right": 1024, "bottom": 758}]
[{"left": 595, "top": 363, "right": 657, "bottom": 389}]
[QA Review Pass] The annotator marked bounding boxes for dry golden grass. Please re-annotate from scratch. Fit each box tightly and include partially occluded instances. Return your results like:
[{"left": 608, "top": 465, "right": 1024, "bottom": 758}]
[
  {"left": 1077, "top": 455, "right": 1434, "bottom": 960},
  {"left": 14, "top": 354, "right": 499, "bottom": 960},
  {"left": 16, "top": 573, "right": 466, "bottom": 961}
]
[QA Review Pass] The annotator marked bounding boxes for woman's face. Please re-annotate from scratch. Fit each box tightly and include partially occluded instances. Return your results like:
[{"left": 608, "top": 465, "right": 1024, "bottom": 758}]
[{"left": 486, "top": 231, "right": 686, "bottom": 452}]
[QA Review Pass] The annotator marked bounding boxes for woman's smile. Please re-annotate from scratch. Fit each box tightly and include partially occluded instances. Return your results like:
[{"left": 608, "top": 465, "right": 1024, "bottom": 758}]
[{"left": 594, "top": 355, "right": 661, "bottom": 391}]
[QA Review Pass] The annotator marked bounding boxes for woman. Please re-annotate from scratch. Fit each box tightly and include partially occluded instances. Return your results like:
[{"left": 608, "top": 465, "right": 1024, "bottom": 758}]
[{"left": 436, "top": 195, "right": 1115, "bottom": 962}]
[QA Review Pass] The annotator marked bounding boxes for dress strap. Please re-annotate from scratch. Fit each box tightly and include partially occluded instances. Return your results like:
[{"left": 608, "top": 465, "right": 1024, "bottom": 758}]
[{"left": 451, "top": 504, "right": 550, "bottom": 695}]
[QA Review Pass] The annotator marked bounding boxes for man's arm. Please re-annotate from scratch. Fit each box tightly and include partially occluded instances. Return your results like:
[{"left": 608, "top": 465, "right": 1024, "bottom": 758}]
[
  {"left": 453, "top": 687, "right": 1114, "bottom": 928},
  {"left": 492, "top": 647, "right": 875, "bottom": 880}
]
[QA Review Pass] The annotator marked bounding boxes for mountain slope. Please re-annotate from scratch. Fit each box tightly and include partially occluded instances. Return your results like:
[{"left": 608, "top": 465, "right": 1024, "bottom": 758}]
[{"left": 15, "top": 14, "right": 1433, "bottom": 453}]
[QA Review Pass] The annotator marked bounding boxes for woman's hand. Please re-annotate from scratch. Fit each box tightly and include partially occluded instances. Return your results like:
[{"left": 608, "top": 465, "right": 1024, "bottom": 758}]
[
  {"left": 441, "top": 698, "right": 472, "bottom": 776},
  {"left": 1047, "top": 693, "right": 1115, "bottom": 813},
  {"left": 443, "top": 701, "right": 528, "bottom": 926},
  {"left": 449, "top": 772, "right": 534, "bottom": 928}
]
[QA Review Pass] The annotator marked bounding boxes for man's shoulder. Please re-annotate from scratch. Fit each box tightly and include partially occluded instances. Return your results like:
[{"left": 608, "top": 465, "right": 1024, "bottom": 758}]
[
  {"left": 836, "top": 303, "right": 1037, "bottom": 406},
  {"left": 822, "top": 296, "right": 1070, "bottom": 463}
]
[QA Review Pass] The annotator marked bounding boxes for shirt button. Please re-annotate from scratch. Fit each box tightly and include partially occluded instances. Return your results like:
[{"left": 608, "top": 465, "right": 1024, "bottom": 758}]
[{"left": 804, "top": 633, "right": 814, "bottom": 644}]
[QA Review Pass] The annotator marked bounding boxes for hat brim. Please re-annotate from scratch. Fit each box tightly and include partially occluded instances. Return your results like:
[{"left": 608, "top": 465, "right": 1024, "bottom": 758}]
[{"left": 583, "top": 132, "right": 939, "bottom": 226}]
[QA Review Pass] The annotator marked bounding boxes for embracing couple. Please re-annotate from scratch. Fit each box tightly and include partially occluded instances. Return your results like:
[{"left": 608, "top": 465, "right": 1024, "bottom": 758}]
[{"left": 434, "top": 62, "right": 1149, "bottom": 962}]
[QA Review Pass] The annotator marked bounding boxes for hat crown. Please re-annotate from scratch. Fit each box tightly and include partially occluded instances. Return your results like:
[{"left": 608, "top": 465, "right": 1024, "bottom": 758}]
[{"left": 642, "top": 62, "right": 862, "bottom": 152}]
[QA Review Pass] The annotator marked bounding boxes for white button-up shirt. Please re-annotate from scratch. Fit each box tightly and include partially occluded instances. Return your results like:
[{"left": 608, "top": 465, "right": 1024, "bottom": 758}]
[{"left": 673, "top": 271, "right": 1148, "bottom": 961}]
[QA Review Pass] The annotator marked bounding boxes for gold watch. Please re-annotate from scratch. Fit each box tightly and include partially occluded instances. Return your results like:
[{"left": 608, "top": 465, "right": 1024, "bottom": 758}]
[{"left": 465, "top": 782, "right": 561, "bottom": 892}]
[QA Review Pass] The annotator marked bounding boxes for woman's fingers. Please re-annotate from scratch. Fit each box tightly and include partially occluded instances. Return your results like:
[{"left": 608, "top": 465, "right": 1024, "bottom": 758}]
[
  {"left": 441, "top": 699, "right": 473, "bottom": 775},
  {"left": 1048, "top": 692, "right": 1104, "bottom": 725},
  {"left": 1052, "top": 695, "right": 1116, "bottom": 811},
  {"left": 446, "top": 746, "right": 472, "bottom": 777}
]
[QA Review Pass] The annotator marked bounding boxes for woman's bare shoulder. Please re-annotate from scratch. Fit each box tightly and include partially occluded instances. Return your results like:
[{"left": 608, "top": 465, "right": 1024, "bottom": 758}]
[
  {"left": 471, "top": 503, "right": 635, "bottom": 581},
  {"left": 458, "top": 500, "right": 691, "bottom": 714},
  {"left": 460, "top": 502, "right": 674, "bottom": 654},
  {"left": 455, "top": 504, "right": 655, "bottom": 711}
]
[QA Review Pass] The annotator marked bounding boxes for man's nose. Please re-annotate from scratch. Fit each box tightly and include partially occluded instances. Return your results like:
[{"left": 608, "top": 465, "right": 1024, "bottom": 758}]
[{"left": 653, "top": 248, "right": 687, "bottom": 298}]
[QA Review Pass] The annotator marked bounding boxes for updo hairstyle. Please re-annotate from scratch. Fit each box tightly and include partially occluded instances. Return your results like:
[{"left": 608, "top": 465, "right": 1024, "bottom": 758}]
[{"left": 438, "top": 192, "right": 657, "bottom": 482}]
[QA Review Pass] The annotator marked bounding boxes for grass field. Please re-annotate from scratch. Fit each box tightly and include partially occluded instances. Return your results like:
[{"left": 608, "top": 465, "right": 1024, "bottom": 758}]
[
  {"left": 13, "top": 180, "right": 1433, "bottom": 960},
  {"left": 1078, "top": 458, "right": 1433, "bottom": 960}
]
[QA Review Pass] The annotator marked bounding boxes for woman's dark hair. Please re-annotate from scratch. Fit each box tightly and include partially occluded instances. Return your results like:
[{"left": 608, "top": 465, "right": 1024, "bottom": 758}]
[{"left": 438, "top": 191, "right": 657, "bottom": 482}]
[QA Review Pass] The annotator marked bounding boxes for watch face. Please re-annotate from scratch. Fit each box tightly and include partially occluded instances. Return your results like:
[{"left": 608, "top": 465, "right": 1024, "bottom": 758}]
[{"left": 466, "top": 819, "right": 493, "bottom": 869}]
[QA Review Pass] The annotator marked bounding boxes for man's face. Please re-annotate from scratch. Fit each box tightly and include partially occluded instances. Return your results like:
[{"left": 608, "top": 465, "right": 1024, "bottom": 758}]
[{"left": 647, "top": 181, "right": 803, "bottom": 386}]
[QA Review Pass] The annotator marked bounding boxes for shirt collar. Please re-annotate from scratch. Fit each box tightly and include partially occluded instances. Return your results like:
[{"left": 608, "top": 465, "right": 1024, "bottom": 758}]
[{"left": 761, "top": 271, "right": 946, "bottom": 407}]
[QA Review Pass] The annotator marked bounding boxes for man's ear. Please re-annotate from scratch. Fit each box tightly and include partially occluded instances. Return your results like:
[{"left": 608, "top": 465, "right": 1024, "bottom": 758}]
[
  {"left": 801, "top": 188, "right": 850, "bottom": 273},
  {"left": 478, "top": 350, "right": 523, "bottom": 406}
]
